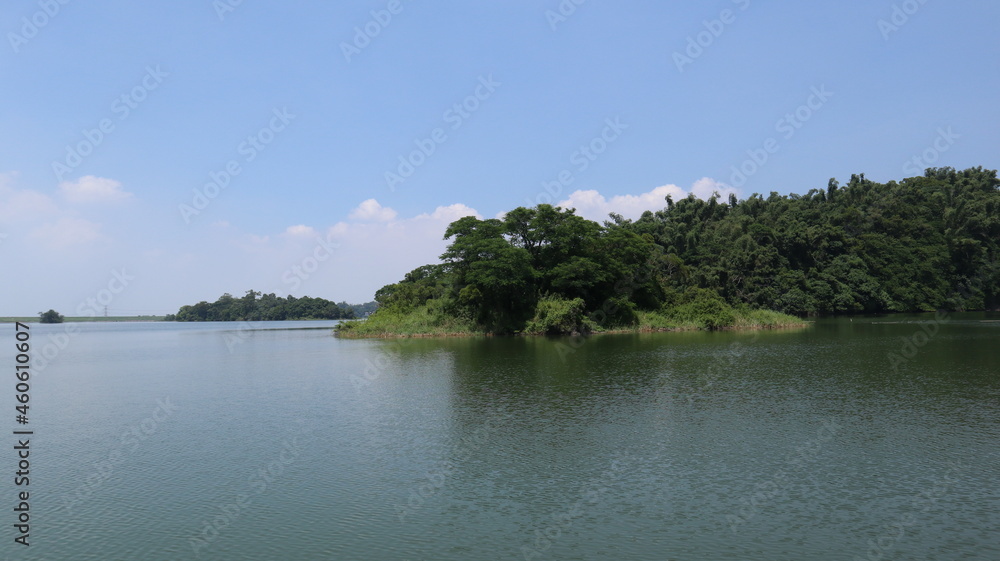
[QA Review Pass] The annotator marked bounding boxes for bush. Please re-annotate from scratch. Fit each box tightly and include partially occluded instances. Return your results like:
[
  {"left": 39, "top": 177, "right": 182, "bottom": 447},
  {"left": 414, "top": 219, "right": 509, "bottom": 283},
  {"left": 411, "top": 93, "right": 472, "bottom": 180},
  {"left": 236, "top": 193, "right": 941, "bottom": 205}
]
[
  {"left": 666, "top": 288, "right": 735, "bottom": 330},
  {"left": 39, "top": 309, "right": 64, "bottom": 324},
  {"left": 595, "top": 295, "right": 639, "bottom": 328},
  {"left": 523, "top": 296, "right": 589, "bottom": 335}
]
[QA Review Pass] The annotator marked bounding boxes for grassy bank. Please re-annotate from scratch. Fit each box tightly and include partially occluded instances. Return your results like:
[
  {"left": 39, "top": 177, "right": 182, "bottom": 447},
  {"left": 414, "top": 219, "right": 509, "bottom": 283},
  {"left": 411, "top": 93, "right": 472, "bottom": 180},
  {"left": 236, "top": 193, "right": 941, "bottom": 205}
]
[
  {"left": 335, "top": 298, "right": 807, "bottom": 339},
  {"left": 335, "top": 306, "right": 481, "bottom": 338}
]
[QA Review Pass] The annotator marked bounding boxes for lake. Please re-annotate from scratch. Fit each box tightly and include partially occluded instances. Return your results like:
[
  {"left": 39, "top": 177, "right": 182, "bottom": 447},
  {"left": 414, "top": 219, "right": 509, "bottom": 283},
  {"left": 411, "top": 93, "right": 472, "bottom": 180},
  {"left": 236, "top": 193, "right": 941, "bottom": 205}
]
[{"left": 3, "top": 314, "right": 998, "bottom": 560}]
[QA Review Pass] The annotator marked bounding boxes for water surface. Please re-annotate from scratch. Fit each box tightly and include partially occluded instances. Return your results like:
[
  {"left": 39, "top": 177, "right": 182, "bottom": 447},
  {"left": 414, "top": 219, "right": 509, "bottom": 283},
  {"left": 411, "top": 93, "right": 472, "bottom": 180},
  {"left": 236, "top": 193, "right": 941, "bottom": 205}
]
[{"left": 2, "top": 315, "right": 997, "bottom": 560}]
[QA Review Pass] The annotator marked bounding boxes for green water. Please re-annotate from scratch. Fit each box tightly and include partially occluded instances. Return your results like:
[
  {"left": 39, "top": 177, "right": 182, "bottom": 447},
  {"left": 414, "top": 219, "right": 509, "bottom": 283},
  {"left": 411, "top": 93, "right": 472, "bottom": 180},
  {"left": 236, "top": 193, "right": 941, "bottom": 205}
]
[{"left": 2, "top": 315, "right": 998, "bottom": 560}]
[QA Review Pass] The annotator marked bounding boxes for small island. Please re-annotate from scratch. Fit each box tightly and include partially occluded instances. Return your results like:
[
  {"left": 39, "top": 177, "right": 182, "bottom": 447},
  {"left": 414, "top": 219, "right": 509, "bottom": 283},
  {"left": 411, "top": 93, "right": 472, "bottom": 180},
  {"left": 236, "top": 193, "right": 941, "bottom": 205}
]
[
  {"left": 338, "top": 167, "right": 998, "bottom": 338},
  {"left": 337, "top": 205, "right": 804, "bottom": 338}
]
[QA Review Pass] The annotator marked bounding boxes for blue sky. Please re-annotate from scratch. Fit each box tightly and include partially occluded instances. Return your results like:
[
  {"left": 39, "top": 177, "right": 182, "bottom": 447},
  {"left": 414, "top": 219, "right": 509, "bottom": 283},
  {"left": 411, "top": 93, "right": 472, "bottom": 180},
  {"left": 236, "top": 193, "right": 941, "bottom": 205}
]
[{"left": 1, "top": 0, "right": 997, "bottom": 316}]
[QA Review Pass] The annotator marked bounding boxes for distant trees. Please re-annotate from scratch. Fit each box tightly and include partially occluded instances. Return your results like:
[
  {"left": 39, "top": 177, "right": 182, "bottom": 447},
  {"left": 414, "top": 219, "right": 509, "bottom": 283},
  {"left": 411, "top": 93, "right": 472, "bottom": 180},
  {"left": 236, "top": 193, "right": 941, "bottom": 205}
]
[
  {"left": 39, "top": 309, "right": 64, "bottom": 323},
  {"left": 339, "top": 300, "right": 378, "bottom": 317},
  {"left": 167, "top": 291, "right": 365, "bottom": 321}
]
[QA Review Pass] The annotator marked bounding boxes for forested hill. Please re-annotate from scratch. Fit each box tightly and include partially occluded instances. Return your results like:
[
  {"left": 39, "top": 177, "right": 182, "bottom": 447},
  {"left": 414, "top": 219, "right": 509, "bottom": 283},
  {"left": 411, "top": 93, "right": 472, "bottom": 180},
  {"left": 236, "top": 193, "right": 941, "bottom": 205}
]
[
  {"left": 626, "top": 166, "right": 999, "bottom": 314},
  {"left": 340, "top": 166, "right": 998, "bottom": 337},
  {"left": 167, "top": 291, "right": 373, "bottom": 321}
]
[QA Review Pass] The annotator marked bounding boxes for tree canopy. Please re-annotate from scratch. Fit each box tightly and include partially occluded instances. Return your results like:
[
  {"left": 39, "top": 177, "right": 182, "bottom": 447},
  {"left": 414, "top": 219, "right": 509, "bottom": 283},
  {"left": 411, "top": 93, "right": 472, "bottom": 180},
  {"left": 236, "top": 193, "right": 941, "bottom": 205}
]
[
  {"left": 351, "top": 166, "right": 998, "bottom": 335},
  {"left": 39, "top": 309, "right": 64, "bottom": 323},
  {"left": 627, "top": 166, "right": 999, "bottom": 314}
]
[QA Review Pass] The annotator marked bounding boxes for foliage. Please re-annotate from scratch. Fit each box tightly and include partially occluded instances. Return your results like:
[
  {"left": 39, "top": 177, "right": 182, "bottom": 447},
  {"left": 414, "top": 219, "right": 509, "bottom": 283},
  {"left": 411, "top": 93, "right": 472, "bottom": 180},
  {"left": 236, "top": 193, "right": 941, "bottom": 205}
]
[
  {"left": 342, "top": 166, "right": 998, "bottom": 337},
  {"left": 664, "top": 288, "right": 736, "bottom": 330},
  {"left": 169, "top": 291, "right": 356, "bottom": 321},
  {"left": 629, "top": 167, "right": 1000, "bottom": 315},
  {"left": 523, "top": 295, "right": 592, "bottom": 335},
  {"left": 39, "top": 309, "right": 64, "bottom": 323},
  {"left": 336, "top": 299, "right": 478, "bottom": 337}
]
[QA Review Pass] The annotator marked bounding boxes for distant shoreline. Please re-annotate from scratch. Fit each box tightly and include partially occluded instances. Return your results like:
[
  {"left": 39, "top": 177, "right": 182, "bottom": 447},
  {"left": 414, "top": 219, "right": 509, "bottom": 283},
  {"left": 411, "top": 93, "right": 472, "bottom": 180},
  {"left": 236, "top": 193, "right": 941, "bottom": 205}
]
[{"left": 0, "top": 316, "right": 167, "bottom": 323}]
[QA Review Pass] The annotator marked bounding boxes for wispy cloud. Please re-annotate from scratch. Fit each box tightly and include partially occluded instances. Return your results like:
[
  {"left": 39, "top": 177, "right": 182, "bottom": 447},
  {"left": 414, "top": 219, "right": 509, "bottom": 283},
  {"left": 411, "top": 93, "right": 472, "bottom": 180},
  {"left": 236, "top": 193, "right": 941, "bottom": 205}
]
[
  {"left": 29, "top": 217, "right": 104, "bottom": 249},
  {"left": 283, "top": 224, "right": 318, "bottom": 237},
  {"left": 59, "top": 176, "right": 133, "bottom": 204}
]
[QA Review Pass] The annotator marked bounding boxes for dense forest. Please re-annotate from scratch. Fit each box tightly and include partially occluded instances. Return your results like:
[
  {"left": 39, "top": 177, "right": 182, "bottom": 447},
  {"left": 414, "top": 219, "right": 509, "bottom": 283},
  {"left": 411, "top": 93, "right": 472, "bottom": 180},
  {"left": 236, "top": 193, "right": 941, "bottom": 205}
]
[
  {"left": 167, "top": 291, "right": 374, "bottom": 321},
  {"left": 338, "top": 167, "right": 998, "bottom": 337},
  {"left": 628, "top": 166, "right": 999, "bottom": 314}
]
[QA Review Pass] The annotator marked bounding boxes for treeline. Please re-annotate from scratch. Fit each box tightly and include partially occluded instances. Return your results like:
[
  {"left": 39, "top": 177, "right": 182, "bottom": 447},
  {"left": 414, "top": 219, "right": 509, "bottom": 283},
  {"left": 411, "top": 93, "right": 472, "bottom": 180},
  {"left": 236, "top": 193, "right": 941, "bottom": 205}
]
[
  {"left": 340, "top": 166, "right": 998, "bottom": 336},
  {"left": 167, "top": 291, "right": 375, "bottom": 321},
  {"left": 627, "top": 166, "right": 999, "bottom": 314}
]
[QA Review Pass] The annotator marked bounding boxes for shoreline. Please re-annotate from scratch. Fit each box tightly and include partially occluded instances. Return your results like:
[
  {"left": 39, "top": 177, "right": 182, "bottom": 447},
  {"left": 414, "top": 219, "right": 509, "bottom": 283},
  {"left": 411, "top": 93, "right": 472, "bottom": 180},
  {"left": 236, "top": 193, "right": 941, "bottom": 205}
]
[{"left": 334, "top": 321, "right": 812, "bottom": 339}]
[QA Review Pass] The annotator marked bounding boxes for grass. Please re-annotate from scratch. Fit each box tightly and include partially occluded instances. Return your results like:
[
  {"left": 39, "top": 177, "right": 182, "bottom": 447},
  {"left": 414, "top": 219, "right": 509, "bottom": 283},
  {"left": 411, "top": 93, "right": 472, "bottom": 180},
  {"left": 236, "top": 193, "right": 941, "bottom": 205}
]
[
  {"left": 335, "top": 305, "right": 481, "bottom": 338},
  {"left": 336, "top": 301, "right": 808, "bottom": 339}
]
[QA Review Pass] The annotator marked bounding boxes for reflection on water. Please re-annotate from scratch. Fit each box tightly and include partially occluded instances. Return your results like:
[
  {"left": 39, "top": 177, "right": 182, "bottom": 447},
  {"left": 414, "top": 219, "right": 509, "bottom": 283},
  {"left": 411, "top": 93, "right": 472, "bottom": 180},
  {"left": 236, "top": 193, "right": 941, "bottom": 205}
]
[{"left": 1, "top": 314, "right": 996, "bottom": 560}]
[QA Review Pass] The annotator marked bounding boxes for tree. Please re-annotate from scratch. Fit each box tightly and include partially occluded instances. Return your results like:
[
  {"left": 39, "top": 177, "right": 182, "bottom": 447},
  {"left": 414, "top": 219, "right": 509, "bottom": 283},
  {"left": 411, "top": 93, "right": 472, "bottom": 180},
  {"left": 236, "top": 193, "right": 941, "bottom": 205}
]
[
  {"left": 39, "top": 309, "right": 64, "bottom": 323},
  {"left": 441, "top": 216, "right": 535, "bottom": 329},
  {"left": 170, "top": 292, "right": 355, "bottom": 321}
]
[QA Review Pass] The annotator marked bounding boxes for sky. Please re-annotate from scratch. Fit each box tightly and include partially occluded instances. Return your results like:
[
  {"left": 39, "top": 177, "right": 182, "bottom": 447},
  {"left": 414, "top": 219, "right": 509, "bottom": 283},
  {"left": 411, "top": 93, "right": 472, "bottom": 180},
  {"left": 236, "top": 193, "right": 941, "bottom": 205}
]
[{"left": 0, "top": 0, "right": 997, "bottom": 316}]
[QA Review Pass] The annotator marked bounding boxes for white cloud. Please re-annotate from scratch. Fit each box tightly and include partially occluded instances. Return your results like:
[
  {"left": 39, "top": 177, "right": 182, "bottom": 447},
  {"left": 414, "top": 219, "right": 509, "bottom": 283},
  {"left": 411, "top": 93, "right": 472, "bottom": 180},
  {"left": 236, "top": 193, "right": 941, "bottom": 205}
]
[
  {"left": 416, "top": 203, "right": 481, "bottom": 222},
  {"left": 29, "top": 217, "right": 103, "bottom": 249},
  {"left": 0, "top": 188, "right": 58, "bottom": 222},
  {"left": 690, "top": 177, "right": 737, "bottom": 200},
  {"left": 0, "top": 173, "right": 59, "bottom": 222},
  {"left": 59, "top": 176, "right": 132, "bottom": 204},
  {"left": 283, "top": 224, "right": 317, "bottom": 237},
  {"left": 349, "top": 198, "right": 398, "bottom": 222},
  {"left": 557, "top": 178, "right": 738, "bottom": 221}
]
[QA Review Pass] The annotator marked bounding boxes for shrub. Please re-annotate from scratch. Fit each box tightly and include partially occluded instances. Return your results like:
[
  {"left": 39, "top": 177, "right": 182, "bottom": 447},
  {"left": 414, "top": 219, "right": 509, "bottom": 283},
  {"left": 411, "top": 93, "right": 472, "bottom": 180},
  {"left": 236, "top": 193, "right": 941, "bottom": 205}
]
[
  {"left": 523, "top": 296, "right": 588, "bottom": 335},
  {"left": 666, "top": 288, "right": 736, "bottom": 330},
  {"left": 39, "top": 309, "right": 64, "bottom": 323}
]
